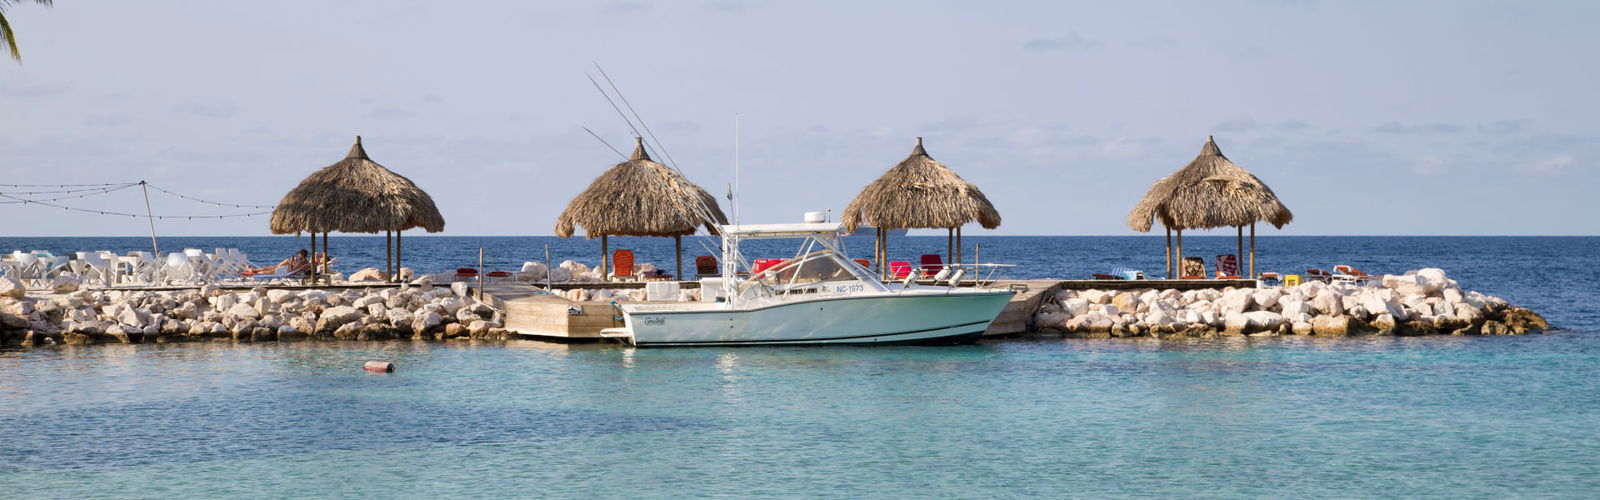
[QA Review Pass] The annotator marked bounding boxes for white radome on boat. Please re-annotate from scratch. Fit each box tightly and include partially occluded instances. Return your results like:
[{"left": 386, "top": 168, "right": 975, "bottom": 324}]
[{"left": 609, "top": 214, "right": 1015, "bottom": 347}]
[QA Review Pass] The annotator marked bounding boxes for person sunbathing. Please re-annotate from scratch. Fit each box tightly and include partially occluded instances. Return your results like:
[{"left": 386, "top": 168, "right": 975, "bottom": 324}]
[
  {"left": 243, "top": 250, "right": 310, "bottom": 275},
  {"left": 313, "top": 252, "right": 337, "bottom": 273}
]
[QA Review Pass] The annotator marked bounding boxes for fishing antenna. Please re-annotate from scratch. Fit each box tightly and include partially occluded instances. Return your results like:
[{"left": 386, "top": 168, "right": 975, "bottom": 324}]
[
  {"left": 586, "top": 66, "right": 726, "bottom": 238},
  {"left": 581, "top": 126, "right": 630, "bottom": 160},
  {"left": 595, "top": 64, "right": 682, "bottom": 171}
]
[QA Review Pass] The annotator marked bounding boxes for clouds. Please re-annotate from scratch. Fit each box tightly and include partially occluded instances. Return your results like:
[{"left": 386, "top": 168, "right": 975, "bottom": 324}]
[
  {"left": 3, "top": 0, "right": 1599, "bottom": 236},
  {"left": 0, "top": 79, "right": 71, "bottom": 98},
  {"left": 171, "top": 101, "right": 238, "bottom": 119},
  {"left": 1023, "top": 32, "right": 1102, "bottom": 52}
]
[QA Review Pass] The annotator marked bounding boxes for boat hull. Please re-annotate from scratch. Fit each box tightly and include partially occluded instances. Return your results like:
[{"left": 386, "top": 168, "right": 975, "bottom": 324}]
[{"left": 620, "top": 290, "right": 1014, "bottom": 347}]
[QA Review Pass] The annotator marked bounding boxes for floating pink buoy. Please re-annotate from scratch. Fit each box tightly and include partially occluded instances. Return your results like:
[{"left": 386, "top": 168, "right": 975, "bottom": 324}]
[{"left": 364, "top": 361, "right": 395, "bottom": 372}]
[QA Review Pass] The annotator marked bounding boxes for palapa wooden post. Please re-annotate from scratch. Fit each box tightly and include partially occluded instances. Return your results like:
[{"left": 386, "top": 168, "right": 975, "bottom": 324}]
[
  {"left": 946, "top": 228, "right": 953, "bottom": 268},
  {"left": 675, "top": 235, "right": 682, "bottom": 281},
  {"left": 308, "top": 231, "right": 317, "bottom": 284},
  {"left": 385, "top": 230, "right": 393, "bottom": 281},
  {"left": 1165, "top": 226, "right": 1173, "bottom": 279},
  {"left": 396, "top": 231, "right": 403, "bottom": 281},
  {"left": 601, "top": 235, "right": 609, "bottom": 281},
  {"left": 956, "top": 227, "right": 963, "bottom": 265},
  {"left": 1175, "top": 229, "right": 1184, "bottom": 280},
  {"left": 1249, "top": 223, "right": 1256, "bottom": 279},
  {"left": 1237, "top": 225, "right": 1244, "bottom": 278},
  {"left": 322, "top": 232, "right": 330, "bottom": 283}
]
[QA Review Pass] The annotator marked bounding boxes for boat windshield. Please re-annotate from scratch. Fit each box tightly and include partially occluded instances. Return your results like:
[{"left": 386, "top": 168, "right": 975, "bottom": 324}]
[{"left": 753, "top": 250, "right": 857, "bottom": 285}]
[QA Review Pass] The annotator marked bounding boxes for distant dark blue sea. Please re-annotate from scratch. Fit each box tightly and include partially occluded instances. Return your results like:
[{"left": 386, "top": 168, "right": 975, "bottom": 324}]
[{"left": 2, "top": 235, "right": 1598, "bottom": 498}]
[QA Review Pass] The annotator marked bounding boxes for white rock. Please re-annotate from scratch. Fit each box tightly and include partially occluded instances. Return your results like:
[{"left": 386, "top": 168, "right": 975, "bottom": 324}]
[
  {"left": 52, "top": 276, "right": 81, "bottom": 293},
  {"left": 410, "top": 275, "right": 435, "bottom": 290},
  {"left": 348, "top": 268, "right": 389, "bottom": 283},
  {"left": 319, "top": 305, "right": 363, "bottom": 328},
  {"left": 450, "top": 281, "right": 470, "bottom": 297},
  {"left": 548, "top": 267, "right": 572, "bottom": 283},
  {"left": 227, "top": 302, "right": 261, "bottom": 320},
  {"left": 1060, "top": 298, "right": 1089, "bottom": 316},
  {"left": 1382, "top": 274, "right": 1429, "bottom": 296},
  {"left": 0, "top": 277, "right": 24, "bottom": 298},
  {"left": 1245, "top": 311, "right": 1286, "bottom": 329},
  {"left": 1415, "top": 268, "right": 1448, "bottom": 293},
  {"left": 1361, "top": 292, "right": 1403, "bottom": 319},
  {"left": 439, "top": 298, "right": 463, "bottom": 315},
  {"left": 1223, "top": 312, "right": 1250, "bottom": 333},
  {"left": 517, "top": 262, "right": 549, "bottom": 281},
  {"left": 1219, "top": 289, "right": 1253, "bottom": 314},
  {"left": 351, "top": 294, "right": 384, "bottom": 309},
  {"left": 211, "top": 293, "right": 238, "bottom": 312},
  {"left": 1251, "top": 289, "right": 1280, "bottom": 310},
  {"left": 1311, "top": 292, "right": 1345, "bottom": 317},
  {"left": 1442, "top": 288, "right": 1464, "bottom": 304},
  {"left": 1292, "top": 321, "right": 1313, "bottom": 335}
]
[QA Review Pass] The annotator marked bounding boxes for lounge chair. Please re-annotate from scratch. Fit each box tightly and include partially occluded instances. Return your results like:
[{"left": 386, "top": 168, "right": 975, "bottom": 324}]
[
  {"left": 1181, "top": 257, "right": 1206, "bottom": 280},
  {"left": 695, "top": 256, "right": 719, "bottom": 279},
  {"left": 611, "top": 250, "right": 635, "bottom": 281},
  {"left": 1214, "top": 254, "right": 1243, "bottom": 279},
  {"left": 455, "top": 268, "right": 479, "bottom": 281},
  {"left": 1305, "top": 268, "right": 1333, "bottom": 283},
  {"left": 888, "top": 261, "right": 912, "bottom": 279},
  {"left": 1332, "top": 265, "right": 1380, "bottom": 284},
  {"left": 919, "top": 254, "right": 945, "bottom": 278}
]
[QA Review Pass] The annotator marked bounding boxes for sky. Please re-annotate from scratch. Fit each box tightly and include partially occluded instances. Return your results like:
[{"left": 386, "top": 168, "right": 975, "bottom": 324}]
[{"left": 1, "top": 0, "right": 1597, "bottom": 236}]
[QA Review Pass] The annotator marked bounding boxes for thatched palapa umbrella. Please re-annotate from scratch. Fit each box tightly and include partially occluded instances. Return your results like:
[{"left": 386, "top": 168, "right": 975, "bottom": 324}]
[
  {"left": 271, "top": 136, "right": 446, "bottom": 283},
  {"left": 554, "top": 138, "right": 728, "bottom": 279},
  {"left": 1127, "top": 136, "right": 1292, "bottom": 279},
  {"left": 842, "top": 137, "right": 1001, "bottom": 277}
]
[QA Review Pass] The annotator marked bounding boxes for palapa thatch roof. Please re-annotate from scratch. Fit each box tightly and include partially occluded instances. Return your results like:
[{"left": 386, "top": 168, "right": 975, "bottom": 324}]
[
  {"left": 554, "top": 138, "right": 728, "bottom": 239},
  {"left": 1127, "top": 136, "right": 1293, "bottom": 232},
  {"left": 841, "top": 137, "right": 1001, "bottom": 232},
  {"left": 270, "top": 136, "right": 446, "bottom": 234}
]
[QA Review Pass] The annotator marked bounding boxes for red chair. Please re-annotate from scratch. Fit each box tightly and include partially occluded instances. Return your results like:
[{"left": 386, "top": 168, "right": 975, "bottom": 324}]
[
  {"left": 1180, "top": 257, "right": 1206, "bottom": 280},
  {"left": 1215, "top": 254, "right": 1242, "bottom": 279},
  {"left": 611, "top": 250, "right": 634, "bottom": 280},
  {"left": 1305, "top": 268, "right": 1334, "bottom": 282},
  {"left": 455, "top": 268, "right": 479, "bottom": 281},
  {"left": 486, "top": 270, "right": 512, "bottom": 282},
  {"left": 695, "top": 256, "right": 718, "bottom": 277},
  {"left": 852, "top": 258, "right": 871, "bottom": 269},
  {"left": 889, "top": 261, "right": 912, "bottom": 279},
  {"left": 919, "top": 254, "right": 944, "bottom": 277},
  {"left": 753, "top": 258, "right": 784, "bottom": 275}
]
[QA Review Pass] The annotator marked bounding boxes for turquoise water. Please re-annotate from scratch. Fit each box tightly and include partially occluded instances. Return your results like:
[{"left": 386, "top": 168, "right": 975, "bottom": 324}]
[
  {"left": 3, "top": 236, "right": 1598, "bottom": 497},
  {"left": 3, "top": 335, "right": 1599, "bottom": 498}
]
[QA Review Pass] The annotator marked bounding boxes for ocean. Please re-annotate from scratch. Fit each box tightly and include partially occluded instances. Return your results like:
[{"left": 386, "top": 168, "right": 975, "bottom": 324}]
[{"left": 2, "top": 236, "right": 1597, "bottom": 498}]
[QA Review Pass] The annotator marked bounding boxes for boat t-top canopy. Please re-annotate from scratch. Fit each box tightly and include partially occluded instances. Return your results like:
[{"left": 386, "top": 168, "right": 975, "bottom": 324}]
[{"left": 721, "top": 222, "right": 844, "bottom": 238}]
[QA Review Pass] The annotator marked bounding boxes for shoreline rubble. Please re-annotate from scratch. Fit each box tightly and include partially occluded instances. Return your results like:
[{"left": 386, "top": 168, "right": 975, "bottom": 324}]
[
  {"left": 1032, "top": 268, "right": 1549, "bottom": 338},
  {"left": 0, "top": 276, "right": 511, "bottom": 347}
]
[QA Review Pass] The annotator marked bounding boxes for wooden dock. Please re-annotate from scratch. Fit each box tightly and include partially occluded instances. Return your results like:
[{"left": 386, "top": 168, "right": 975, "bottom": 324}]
[{"left": 479, "top": 284, "right": 621, "bottom": 340}]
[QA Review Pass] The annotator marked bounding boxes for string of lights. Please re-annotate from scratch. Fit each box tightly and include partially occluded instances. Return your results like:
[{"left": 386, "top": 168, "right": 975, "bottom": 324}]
[
  {"left": 0, "top": 182, "right": 131, "bottom": 188},
  {"left": 0, "top": 183, "right": 143, "bottom": 195},
  {"left": 0, "top": 183, "right": 141, "bottom": 204},
  {"left": 0, "top": 181, "right": 275, "bottom": 219},
  {"left": 144, "top": 183, "right": 276, "bottom": 209},
  {"left": 0, "top": 193, "right": 272, "bottom": 219}
]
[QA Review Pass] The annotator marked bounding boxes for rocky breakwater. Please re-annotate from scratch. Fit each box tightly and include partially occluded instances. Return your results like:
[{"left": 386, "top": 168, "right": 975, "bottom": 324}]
[
  {"left": 0, "top": 277, "right": 509, "bottom": 347},
  {"left": 1033, "top": 268, "right": 1549, "bottom": 338}
]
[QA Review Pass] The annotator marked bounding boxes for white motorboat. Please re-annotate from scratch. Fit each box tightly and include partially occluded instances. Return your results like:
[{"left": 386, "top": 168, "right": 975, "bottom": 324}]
[{"left": 610, "top": 216, "right": 1015, "bottom": 347}]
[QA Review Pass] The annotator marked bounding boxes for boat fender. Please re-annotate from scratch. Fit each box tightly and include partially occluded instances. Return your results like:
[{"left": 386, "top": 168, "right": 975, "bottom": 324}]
[{"left": 364, "top": 361, "right": 395, "bottom": 373}]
